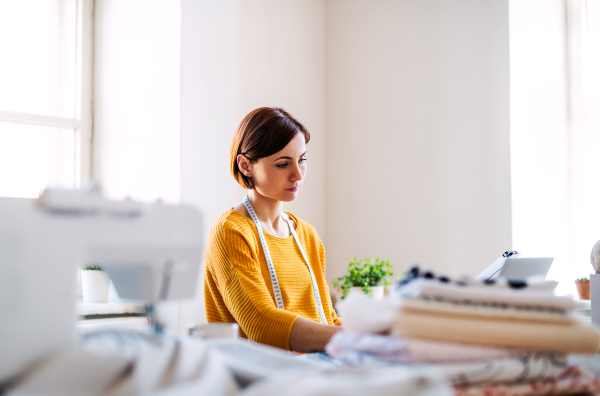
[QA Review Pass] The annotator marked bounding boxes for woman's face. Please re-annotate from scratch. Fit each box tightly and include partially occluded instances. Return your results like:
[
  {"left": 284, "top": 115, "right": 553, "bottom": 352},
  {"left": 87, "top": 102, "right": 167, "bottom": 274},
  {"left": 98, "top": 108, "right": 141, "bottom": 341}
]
[{"left": 242, "top": 133, "right": 307, "bottom": 202}]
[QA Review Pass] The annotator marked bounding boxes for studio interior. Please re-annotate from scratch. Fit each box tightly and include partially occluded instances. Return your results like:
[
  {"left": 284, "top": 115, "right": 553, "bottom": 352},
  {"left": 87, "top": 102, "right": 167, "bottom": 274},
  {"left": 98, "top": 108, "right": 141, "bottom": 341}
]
[{"left": 1, "top": 1, "right": 600, "bottom": 395}]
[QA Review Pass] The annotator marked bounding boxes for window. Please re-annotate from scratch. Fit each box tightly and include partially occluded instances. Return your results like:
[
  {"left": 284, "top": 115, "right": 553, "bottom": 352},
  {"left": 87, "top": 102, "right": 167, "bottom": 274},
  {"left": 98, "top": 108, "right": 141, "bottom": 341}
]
[
  {"left": 510, "top": 0, "right": 600, "bottom": 295},
  {"left": 565, "top": 0, "right": 600, "bottom": 279},
  {"left": 0, "top": 0, "right": 93, "bottom": 198}
]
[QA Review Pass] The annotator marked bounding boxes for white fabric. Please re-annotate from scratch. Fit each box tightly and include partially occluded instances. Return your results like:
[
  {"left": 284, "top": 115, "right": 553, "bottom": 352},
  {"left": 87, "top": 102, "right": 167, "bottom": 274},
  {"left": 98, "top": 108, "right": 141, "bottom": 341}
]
[
  {"left": 7, "top": 333, "right": 238, "bottom": 396},
  {"left": 207, "top": 338, "right": 329, "bottom": 386},
  {"left": 241, "top": 366, "right": 454, "bottom": 396},
  {"left": 6, "top": 333, "right": 455, "bottom": 396},
  {"left": 6, "top": 349, "right": 133, "bottom": 396},
  {"left": 326, "top": 332, "right": 527, "bottom": 364},
  {"left": 335, "top": 293, "right": 402, "bottom": 333}
]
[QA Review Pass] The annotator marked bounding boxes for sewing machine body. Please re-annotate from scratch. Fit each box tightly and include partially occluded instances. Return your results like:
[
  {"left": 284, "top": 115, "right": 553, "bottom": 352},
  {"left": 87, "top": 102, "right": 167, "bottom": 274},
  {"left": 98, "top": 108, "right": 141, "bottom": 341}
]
[{"left": 0, "top": 192, "right": 203, "bottom": 383}]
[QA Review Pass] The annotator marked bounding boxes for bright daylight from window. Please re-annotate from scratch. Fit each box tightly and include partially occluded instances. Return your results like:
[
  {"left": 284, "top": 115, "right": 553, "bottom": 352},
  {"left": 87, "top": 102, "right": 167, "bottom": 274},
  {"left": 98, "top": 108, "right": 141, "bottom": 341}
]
[
  {"left": 510, "top": 0, "right": 600, "bottom": 295},
  {"left": 0, "top": 0, "right": 84, "bottom": 198}
]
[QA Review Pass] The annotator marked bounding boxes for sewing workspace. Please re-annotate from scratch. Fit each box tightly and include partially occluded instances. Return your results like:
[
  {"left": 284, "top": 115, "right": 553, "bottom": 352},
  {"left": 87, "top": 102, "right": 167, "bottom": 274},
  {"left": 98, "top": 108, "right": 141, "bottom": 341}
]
[{"left": 2, "top": 0, "right": 600, "bottom": 395}]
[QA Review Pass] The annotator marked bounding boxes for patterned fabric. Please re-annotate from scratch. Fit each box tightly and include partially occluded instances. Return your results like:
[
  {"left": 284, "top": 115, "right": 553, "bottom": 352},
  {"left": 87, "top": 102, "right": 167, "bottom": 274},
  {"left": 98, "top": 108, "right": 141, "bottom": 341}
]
[
  {"left": 325, "top": 332, "right": 574, "bottom": 388},
  {"left": 204, "top": 209, "right": 340, "bottom": 350},
  {"left": 454, "top": 365, "right": 600, "bottom": 396},
  {"left": 442, "top": 352, "right": 567, "bottom": 387}
]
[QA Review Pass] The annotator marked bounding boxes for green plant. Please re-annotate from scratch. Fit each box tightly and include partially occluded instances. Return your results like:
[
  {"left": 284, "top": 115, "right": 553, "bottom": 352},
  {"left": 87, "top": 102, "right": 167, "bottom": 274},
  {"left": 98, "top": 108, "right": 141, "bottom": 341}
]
[
  {"left": 577, "top": 277, "right": 589, "bottom": 281},
  {"left": 82, "top": 263, "right": 103, "bottom": 271},
  {"left": 332, "top": 257, "right": 394, "bottom": 299}
]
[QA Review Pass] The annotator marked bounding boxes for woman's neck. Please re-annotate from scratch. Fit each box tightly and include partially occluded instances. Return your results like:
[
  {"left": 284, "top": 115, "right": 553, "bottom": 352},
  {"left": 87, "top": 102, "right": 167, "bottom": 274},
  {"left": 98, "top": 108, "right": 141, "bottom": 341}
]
[{"left": 247, "top": 190, "right": 285, "bottom": 228}]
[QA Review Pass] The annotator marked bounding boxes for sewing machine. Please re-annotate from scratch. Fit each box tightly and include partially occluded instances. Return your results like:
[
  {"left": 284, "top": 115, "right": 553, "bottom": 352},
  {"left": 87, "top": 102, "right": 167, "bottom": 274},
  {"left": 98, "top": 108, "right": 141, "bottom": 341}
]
[{"left": 0, "top": 189, "right": 204, "bottom": 384}]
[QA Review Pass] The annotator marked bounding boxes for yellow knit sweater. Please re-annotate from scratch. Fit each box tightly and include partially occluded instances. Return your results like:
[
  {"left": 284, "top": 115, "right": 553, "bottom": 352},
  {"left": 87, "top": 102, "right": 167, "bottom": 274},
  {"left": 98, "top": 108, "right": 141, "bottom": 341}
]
[{"left": 204, "top": 209, "right": 340, "bottom": 350}]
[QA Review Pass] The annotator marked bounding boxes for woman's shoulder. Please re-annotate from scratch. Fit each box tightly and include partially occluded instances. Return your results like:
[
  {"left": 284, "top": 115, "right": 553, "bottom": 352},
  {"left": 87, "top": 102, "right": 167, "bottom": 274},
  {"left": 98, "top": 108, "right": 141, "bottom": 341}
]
[
  {"left": 285, "top": 212, "right": 320, "bottom": 239},
  {"left": 211, "top": 208, "right": 256, "bottom": 237}
]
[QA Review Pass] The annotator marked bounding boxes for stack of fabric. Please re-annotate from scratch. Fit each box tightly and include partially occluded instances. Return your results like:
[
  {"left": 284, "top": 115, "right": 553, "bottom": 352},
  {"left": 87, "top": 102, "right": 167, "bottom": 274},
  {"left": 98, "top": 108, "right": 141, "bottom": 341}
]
[
  {"left": 330, "top": 275, "right": 600, "bottom": 395},
  {"left": 392, "top": 277, "right": 599, "bottom": 353}
]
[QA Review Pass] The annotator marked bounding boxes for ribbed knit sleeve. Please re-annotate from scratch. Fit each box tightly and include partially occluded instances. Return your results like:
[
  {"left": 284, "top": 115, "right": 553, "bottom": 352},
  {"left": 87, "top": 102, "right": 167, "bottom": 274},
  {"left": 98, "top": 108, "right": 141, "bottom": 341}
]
[{"left": 204, "top": 218, "right": 299, "bottom": 350}]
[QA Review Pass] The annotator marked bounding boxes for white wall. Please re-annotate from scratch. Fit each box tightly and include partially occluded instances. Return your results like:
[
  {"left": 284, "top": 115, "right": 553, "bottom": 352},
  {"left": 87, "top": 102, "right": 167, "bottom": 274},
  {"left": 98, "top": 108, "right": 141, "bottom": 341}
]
[
  {"left": 94, "top": 0, "right": 181, "bottom": 204},
  {"left": 178, "top": 0, "right": 514, "bottom": 325},
  {"left": 324, "top": 0, "right": 512, "bottom": 280},
  {"left": 94, "top": 0, "right": 183, "bottom": 329},
  {"left": 180, "top": 0, "right": 327, "bottom": 327},
  {"left": 95, "top": 0, "right": 514, "bottom": 328}
]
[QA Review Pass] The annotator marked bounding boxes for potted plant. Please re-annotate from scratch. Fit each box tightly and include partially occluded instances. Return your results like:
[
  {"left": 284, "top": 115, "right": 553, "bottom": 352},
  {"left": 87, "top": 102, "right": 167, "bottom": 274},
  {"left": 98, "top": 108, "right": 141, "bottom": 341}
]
[
  {"left": 81, "top": 264, "right": 110, "bottom": 303},
  {"left": 332, "top": 257, "right": 394, "bottom": 299},
  {"left": 576, "top": 277, "right": 590, "bottom": 300}
]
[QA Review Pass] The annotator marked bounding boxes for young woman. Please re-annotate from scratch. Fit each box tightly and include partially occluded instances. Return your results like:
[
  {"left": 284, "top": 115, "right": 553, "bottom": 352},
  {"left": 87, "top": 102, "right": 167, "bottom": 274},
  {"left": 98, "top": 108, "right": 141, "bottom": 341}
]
[{"left": 203, "top": 107, "right": 341, "bottom": 352}]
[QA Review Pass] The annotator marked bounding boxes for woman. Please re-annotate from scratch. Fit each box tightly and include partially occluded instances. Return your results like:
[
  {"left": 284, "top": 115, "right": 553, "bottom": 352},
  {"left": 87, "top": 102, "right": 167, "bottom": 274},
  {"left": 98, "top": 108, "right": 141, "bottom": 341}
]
[{"left": 204, "top": 107, "right": 341, "bottom": 352}]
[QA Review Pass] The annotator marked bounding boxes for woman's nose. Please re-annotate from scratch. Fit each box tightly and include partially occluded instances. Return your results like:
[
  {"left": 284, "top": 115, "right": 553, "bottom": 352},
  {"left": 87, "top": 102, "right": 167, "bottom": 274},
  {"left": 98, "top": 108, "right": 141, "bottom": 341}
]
[{"left": 290, "top": 164, "right": 302, "bottom": 181}]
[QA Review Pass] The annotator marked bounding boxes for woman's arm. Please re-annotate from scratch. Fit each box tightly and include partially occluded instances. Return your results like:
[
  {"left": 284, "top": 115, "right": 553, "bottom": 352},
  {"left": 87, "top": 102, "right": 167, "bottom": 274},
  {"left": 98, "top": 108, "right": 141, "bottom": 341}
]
[{"left": 289, "top": 316, "right": 341, "bottom": 353}]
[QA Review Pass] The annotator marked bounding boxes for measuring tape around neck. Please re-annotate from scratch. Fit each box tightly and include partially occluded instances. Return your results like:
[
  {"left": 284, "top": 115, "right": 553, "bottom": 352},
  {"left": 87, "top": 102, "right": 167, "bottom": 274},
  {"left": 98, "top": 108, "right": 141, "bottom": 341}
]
[{"left": 243, "top": 196, "right": 328, "bottom": 325}]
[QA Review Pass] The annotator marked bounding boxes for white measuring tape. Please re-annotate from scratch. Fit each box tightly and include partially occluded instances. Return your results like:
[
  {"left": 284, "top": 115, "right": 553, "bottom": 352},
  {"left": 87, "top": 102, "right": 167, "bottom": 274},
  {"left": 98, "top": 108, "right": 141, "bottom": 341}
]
[{"left": 243, "top": 196, "right": 328, "bottom": 325}]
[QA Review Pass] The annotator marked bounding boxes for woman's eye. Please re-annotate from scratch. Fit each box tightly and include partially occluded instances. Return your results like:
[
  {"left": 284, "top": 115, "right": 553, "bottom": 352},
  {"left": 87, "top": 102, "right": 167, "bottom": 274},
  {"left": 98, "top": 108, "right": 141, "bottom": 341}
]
[
  {"left": 299, "top": 158, "right": 307, "bottom": 163},
  {"left": 276, "top": 163, "right": 288, "bottom": 169}
]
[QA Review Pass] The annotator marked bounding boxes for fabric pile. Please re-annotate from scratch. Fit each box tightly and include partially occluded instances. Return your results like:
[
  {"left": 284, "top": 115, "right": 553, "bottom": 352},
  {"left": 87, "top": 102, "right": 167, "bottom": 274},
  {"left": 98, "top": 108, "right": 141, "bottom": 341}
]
[
  {"left": 331, "top": 275, "right": 600, "bottom": 395},
  {"left": 6, "top": 332, "right": 454, "bottom": 396}
]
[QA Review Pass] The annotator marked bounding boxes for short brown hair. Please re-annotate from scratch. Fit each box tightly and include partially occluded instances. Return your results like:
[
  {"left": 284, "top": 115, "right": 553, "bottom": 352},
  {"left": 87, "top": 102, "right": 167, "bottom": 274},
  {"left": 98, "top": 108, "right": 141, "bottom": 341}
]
[{"left": 230, "top": 107, "right": 310, "bottom": 189}]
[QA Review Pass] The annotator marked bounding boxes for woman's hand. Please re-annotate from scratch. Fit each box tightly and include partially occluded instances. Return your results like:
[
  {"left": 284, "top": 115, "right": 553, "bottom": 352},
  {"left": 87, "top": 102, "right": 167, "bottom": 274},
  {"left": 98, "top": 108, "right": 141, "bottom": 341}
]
[{"left": 289, "top": 316, "right": 342, "bottom": 353}]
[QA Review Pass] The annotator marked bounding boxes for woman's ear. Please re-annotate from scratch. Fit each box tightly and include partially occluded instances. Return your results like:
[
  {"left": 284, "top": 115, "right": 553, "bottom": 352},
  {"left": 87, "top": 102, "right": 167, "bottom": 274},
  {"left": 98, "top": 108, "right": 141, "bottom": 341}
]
[{"left": 237, "top": 154, "right": 252, "bottom": 177}]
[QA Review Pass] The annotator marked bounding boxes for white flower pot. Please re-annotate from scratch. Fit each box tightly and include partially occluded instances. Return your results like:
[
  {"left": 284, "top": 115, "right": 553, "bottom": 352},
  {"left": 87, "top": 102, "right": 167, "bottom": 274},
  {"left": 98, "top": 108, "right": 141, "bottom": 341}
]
[
  {"left": 81, "top": 270, "right": 110, "bottom": 303},
  {"left": 349, "top": 285, "right": 385, "bottom": 299}
]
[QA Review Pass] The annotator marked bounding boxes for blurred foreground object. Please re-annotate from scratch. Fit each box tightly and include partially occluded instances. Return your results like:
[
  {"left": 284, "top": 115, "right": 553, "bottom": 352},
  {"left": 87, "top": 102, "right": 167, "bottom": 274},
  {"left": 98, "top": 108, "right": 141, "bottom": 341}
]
[
  {"left": 188, "top": 323, "right": 239, "bottom": 340},
  {"left": 332, "top": 274, "right": 600, "bottom": 394},
  {"left": 591, "top": 240, "right": 600, "bottom": 273},
  {"left": 80, "top": 264, "right": 110, "bottom": 303},
  {"left": 0, "top": 188, "right": 204, "bottom": 384},
  {"left": 590, "top": 240, "right": 600, "bottom": 326}
]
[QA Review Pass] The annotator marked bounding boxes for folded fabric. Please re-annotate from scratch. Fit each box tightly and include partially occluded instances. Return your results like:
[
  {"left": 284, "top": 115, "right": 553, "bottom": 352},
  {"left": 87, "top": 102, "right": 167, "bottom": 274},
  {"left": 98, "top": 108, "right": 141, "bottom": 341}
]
[
  {"left": 401, "top": 298, "right": 577, "bottom": 323},
  {"left": 325, "top": 332, "right": 568, "bottom": 387},
  {"left": 454, "top": 365, "right": 600, "bottom": 396},
  {"left": 392, "top": 310, "right": 600, "bottom": 354},
  {"left": 325, "top": 332, "right": 528, "bottom": 363},
  {"left": 396, "top": 279, "right": 577, "bottom": 311}
]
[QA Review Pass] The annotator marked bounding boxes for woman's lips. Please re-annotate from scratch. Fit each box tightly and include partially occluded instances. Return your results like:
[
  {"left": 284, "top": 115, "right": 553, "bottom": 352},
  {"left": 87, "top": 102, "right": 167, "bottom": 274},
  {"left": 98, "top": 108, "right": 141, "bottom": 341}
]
[{"left": 286, "top": 186, "right": 299, "bottom": 192}]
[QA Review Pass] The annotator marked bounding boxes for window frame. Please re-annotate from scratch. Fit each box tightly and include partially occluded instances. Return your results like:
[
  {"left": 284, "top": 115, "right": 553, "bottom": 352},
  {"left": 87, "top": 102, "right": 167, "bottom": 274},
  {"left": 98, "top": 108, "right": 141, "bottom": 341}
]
[{"left": 0, "top": 0, "right": 94, "bottom": 189}]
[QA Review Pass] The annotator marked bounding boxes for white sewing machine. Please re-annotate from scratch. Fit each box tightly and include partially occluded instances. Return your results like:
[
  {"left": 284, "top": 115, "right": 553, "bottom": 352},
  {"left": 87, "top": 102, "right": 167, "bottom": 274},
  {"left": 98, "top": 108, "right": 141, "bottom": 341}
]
[{"left": 0, "top": 189, "right": 204, "bottom": 384}]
